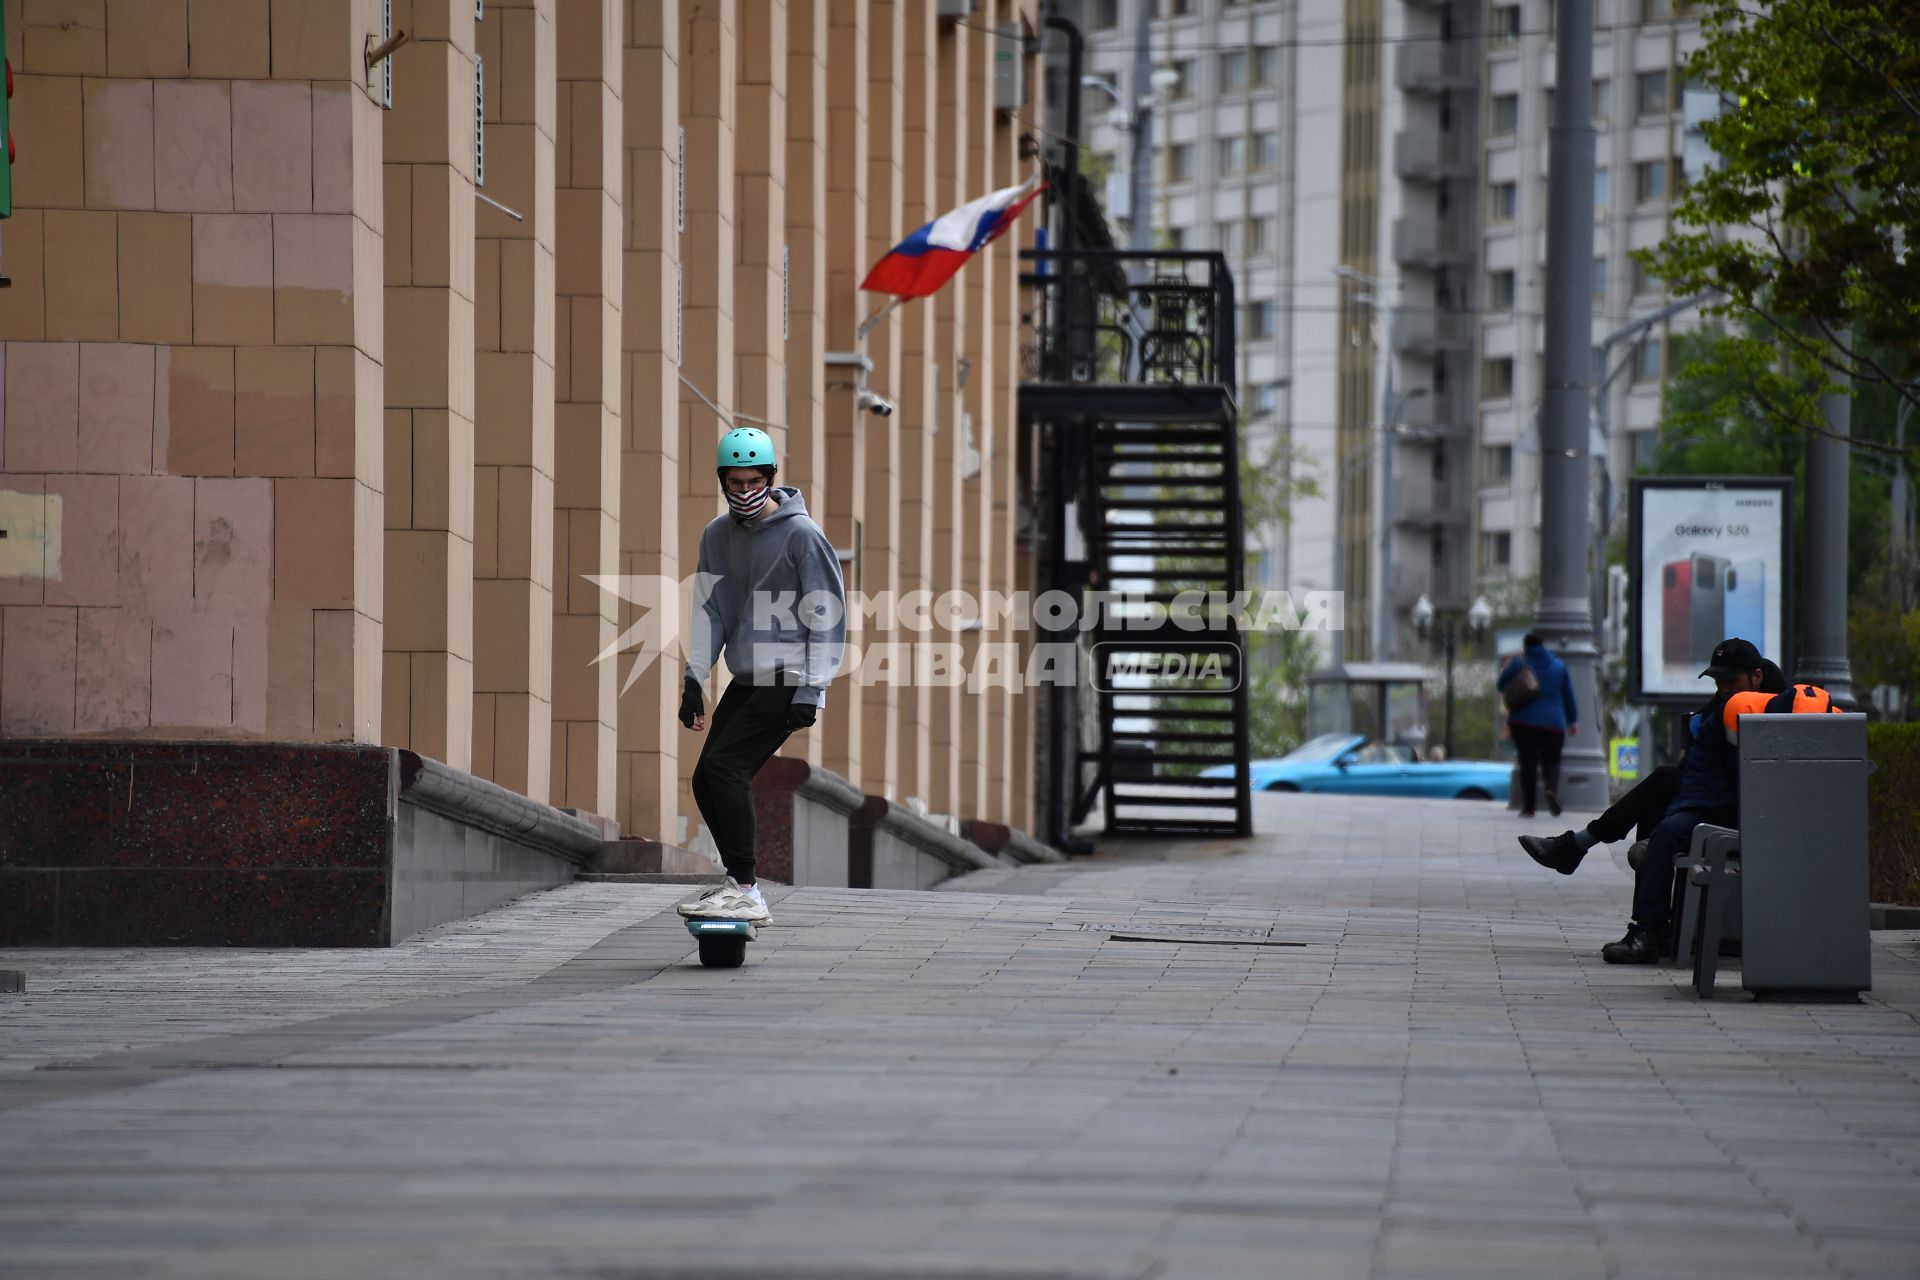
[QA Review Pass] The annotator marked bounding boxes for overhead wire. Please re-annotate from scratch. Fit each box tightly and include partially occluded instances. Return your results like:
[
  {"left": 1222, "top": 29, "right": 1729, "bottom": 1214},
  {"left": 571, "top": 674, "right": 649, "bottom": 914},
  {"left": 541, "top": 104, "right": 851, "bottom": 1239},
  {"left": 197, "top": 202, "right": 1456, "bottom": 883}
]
[{"left": 961, "top": 16, "right": 1700, "bottom": 53}]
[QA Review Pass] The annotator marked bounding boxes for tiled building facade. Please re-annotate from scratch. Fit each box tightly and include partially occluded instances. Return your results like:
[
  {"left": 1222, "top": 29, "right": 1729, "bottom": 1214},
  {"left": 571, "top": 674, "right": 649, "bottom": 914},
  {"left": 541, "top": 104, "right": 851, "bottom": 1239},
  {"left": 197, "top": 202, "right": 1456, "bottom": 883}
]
[{"left": 0, "top": 0, "right": 1040, "bottom": 848}]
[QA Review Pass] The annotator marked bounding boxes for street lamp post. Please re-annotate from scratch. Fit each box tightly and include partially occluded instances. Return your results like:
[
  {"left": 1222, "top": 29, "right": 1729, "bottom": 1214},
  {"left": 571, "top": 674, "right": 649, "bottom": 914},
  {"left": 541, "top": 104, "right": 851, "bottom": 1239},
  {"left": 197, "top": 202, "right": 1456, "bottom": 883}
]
[
  {"left": 1080, "top": 67, "right": 1177, "bottom": 257},
  {"left": 1332, "top": 266, "right": 1434, "bottom": 664},
  {"left": 1412, "top": 593, "right": 1494, "bottom": 759}
]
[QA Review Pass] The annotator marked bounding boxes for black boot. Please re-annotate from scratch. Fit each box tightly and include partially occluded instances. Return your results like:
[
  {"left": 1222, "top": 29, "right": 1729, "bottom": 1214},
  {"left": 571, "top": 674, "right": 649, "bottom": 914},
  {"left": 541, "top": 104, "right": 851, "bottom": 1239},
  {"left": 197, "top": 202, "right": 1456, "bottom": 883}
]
[
  {"left": 1601, "top": 921, "right": 1665, "bottom": 965},
  {"left": 1546, "top": 787, "right": 1562, "bottom": 818},
  {"left": 1519, "top": 831, "right": 1585, "bottom": 876}
]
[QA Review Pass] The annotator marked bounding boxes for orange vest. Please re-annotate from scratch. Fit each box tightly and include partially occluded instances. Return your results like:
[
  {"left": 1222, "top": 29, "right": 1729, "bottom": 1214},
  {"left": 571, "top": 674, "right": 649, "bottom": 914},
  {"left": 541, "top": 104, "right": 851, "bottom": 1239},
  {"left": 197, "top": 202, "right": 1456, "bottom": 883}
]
[{"left": 1721, "top": 685, "right": 1839, "bottom": 742}]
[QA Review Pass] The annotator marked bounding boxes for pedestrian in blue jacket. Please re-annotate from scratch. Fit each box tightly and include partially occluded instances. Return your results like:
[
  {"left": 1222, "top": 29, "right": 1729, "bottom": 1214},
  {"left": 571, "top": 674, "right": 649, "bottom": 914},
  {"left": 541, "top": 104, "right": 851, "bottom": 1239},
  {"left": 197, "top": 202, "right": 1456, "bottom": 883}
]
[{"left": 1497, "top": 633, "right": 1579, "bottom": 817}]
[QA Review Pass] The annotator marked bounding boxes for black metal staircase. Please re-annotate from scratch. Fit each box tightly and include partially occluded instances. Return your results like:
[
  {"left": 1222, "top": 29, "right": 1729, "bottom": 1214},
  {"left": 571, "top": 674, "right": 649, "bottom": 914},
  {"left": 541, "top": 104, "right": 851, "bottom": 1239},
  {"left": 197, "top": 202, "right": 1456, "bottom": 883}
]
[{"left": 1019, "top": 250, "right": 1253, "bottom": 842}]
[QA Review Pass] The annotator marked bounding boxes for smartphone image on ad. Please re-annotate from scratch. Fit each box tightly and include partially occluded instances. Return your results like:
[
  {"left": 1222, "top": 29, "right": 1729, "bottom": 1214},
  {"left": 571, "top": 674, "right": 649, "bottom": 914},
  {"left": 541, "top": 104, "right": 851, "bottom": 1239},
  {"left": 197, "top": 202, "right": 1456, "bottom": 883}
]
[
  {"left": 1662, "top": 559, "right": 1691, "bottom": 668},
  {"left": 1724, "top": 559, "right": 1766, "bottom": 650},
  {"left": 1690, "top": 553, "right": 1729, "bottom": 668}
]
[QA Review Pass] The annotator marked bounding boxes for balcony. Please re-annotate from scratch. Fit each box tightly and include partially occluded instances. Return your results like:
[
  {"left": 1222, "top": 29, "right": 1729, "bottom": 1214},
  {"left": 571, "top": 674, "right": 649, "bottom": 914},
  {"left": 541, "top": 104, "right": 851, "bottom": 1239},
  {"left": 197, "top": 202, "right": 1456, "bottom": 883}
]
[
  {"left": 1391, "top": 554, "right": 1473, "bottom": 618},
  {"left": 1390, "top": 468, "right": 1472, "bottom": 528},
  {"left": 1392, "top": 216, "right": 1475, "bottom": 268},
  {"left": 1017, "top": 249, "right": 1238, "bottom": 426},
  {"left": 1392, "top": 309, "right": 1474, "bottom": 355},
  {"left": 1392, "top": 128, "right": 1474, "bottom": 182},
  {"left": 1394, "top": 42, "right": 1477, "bottom": 94}
]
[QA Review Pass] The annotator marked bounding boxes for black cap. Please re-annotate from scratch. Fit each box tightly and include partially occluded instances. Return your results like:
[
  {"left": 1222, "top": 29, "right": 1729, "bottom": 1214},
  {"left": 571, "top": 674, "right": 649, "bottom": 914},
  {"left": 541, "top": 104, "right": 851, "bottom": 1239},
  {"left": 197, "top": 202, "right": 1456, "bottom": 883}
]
[{"left": 1701, "top": 637, "right": 1764, "bottom": 679}]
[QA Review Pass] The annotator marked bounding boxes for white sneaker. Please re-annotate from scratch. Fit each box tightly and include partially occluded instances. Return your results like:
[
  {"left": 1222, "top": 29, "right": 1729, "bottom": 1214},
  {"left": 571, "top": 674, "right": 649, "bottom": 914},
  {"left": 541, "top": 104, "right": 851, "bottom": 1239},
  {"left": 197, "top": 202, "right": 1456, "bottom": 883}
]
[{"left": 675, "top": 877, "right": 772, "bottom": 924}]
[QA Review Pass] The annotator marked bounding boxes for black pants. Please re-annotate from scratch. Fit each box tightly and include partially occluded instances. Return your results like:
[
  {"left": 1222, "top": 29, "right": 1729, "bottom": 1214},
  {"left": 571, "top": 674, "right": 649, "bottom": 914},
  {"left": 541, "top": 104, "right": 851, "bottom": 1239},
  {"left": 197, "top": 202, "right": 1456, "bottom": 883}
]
[
  {"left": 1510, "top": 724, "right": 1565, "bottom": 814},
  {"left": 690, "top": 680, "right": 800, "bottom": 884},
  {"left": 1632, "top": 803, "right": 1735, "bottom": 928},
  {"left": 1588, "top": 764, "right": 1681, "bottom": 845}
]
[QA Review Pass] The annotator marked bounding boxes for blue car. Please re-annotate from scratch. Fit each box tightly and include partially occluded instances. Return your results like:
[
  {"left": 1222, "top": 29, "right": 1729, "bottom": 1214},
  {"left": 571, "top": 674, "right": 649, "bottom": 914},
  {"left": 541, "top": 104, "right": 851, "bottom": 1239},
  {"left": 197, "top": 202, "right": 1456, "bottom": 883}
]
[{"left": 1199, "top": 733, "right": 1511, "bottom": 801}]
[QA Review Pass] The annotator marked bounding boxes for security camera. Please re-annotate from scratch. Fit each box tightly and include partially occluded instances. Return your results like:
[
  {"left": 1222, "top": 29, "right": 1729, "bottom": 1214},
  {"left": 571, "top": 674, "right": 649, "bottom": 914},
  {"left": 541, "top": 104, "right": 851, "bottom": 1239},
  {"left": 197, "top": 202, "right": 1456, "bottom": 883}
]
[{"left": 856, "top": 390, "right": 896, "bottom": 418}]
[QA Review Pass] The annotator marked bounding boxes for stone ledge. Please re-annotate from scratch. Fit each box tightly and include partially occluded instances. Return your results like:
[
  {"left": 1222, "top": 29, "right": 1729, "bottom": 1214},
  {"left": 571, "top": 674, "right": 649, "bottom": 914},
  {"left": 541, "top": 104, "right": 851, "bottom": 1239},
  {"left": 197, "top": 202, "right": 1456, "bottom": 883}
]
[
  {"left": 590, "top": 838, "right": 719, "bottom": 876},
  {"left": 961, "top": 819, "right": 1067, "bottom": 865},
  {"left": 577, "top": 872, "right": 728, "bottom": 885},
  {"left": 1871, "top": 903, "right": 1920, "bottom": 930},
  {"left": 398, "top": 751, "right": 603, "bottom": 867}
]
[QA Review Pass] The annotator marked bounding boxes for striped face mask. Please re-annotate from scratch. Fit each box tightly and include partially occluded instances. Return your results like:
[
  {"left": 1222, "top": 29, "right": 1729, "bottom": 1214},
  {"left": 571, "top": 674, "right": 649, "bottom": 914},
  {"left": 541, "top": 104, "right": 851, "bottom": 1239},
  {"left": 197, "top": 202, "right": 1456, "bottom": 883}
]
[{"left": 725, "top": 481, "right": 772, "bottom": 523}]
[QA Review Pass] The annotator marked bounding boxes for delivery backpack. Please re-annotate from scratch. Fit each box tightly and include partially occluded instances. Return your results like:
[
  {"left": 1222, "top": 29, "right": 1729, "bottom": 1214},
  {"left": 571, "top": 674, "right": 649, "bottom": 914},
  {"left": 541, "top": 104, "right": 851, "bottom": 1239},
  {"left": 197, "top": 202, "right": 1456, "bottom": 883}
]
[{"left": 1720, "top": 684, "right": 1839, "bottom": 743}]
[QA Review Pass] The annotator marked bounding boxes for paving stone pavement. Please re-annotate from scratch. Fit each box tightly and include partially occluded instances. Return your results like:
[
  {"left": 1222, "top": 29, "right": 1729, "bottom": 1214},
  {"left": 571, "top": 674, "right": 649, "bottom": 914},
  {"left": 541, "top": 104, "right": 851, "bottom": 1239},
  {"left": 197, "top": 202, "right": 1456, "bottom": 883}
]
[{"left": 4, "top": 793, "right": 1920, "bottom": 1280}]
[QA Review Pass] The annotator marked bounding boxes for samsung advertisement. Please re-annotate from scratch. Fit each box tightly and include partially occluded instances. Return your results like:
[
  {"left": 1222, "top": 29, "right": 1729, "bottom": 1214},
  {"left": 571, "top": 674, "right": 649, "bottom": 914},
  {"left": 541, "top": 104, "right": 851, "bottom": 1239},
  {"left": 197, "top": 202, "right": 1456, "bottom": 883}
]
[{"left": 1628, "top": 477, "right": 1792, "bottom": 702}]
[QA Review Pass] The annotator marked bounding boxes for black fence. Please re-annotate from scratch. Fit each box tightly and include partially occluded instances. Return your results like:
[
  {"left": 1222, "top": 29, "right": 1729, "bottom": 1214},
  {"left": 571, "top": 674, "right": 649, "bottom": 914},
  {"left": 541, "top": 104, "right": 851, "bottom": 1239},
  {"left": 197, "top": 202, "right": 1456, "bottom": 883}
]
[{"left": 1019, "top": 250, "right": 1238, "bottom": 394}]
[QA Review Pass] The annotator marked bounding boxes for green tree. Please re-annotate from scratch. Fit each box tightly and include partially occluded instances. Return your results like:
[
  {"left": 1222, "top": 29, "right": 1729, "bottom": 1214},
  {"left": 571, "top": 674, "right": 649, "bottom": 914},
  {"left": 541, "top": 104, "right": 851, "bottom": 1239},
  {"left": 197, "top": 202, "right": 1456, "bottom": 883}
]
[
  {"left": 1649, "top": 323, "right": 1920, "bottom": 713},
  {"left": 1639, "top": 0, "right": 1920, "bottom": 426},
  {"left": 1245, "top": 626, "right": 1321, "bottom": 759}
]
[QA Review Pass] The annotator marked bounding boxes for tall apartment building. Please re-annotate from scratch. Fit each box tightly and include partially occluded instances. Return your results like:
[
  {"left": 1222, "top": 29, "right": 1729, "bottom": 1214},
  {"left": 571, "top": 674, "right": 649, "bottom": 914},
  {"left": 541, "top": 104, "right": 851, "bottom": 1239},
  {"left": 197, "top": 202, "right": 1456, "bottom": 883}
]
[
  {"left": 1338, "top": 0, "right": 1483, "bottom": 662},
  {"left": 1073, "top": 0, "right": 1485, "bottom": 665},
  {"left": 1474, "top": 0, "right": 1705, "bottom": 594}
]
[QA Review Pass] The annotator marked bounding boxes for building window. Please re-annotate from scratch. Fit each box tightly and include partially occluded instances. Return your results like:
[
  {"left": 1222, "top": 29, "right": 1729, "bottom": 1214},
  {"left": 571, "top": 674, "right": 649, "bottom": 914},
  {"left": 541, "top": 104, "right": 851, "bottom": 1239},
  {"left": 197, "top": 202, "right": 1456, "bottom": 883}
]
[
  {"left": 1633, "top": 335, "right": 1665, "bottom": 382},
  {"left": 1631, "top": 429, "right": 1661, "bottom": 470},
  {"left": 1254, "top": 131, "right": 1280, "bottom": 170},
  {"left": 1482, "top": 529, "right": 1513, "bottom": 571},
  {"left": 1167, "top": 225, "right": 1188, "bottom": 249},
  {"left": 1592, "top": 77, "right": 1612, "bottom": 120},
  {"left": 1253, "top": 46, "right": 1280, "bottom": 87},
  {"left": 1488, "top": 180, "right": 1518, "bottom": 223},
  {"left": 1248, "top": 300, "right": 1275, "bottom": 340},
  {"left": 1482, "top": 444, "right": 1514, "bottom": 484},
  {"left": 1156, "top": 0, "right": 1196, "bottom": 15},
  {"left": 1634, "top": 157, "right": 1668, "bottom": 203},
  {"left": 1594, "top": 166, "right": 1610, "bottom": 212},
  {"left": 1216, "top": 137, "right": 1246, "bottom": 176},
  {"left": 1248, "top": 216, "right": 1271, "bottom": 253},
  {"left": 1216, "top": 219, "right": 1241, "bottom": 256},
  {"left": 1489, "top": 4, "right": 1521, "bottom": 45},
  {"left": 1255, "top": 381, "right": 1284, "bottom": 415},
  {"left": 1641, "top": 0, "right": 1672, "bottom": 19},
  {"left": 1167, "top": 142, "right": 1194, "bottom": 182},
  {"left": 1488, "top": 268, "right": 1517, "bottom": 310},
  {"left": 1592, "top": 256, "right": 1608, "bottom": 304},
  {"left": 1491, "top": 92, "right": 1519, "bottom": 137},
  {"left": 1089, "top": 0, "right": 1120, "bottom": 30},
  {"left": 1482, "top": 356, "right": 1515, "bottom": 399},
  {"left": 1632, "top": 255, "right": 1658, "bottom": 296},
  {"left": 1636, "top": 69, "right": 1672, "bottom": 117},
  {"left": 1218, "top": 50, "right": 1247, "bottom": 94}
]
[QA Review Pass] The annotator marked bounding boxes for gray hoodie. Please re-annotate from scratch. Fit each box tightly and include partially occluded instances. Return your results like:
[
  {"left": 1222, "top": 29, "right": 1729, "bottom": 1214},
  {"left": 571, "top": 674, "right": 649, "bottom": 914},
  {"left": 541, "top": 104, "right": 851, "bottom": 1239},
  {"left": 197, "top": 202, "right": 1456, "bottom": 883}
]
[{"left": 685, "top": 486, "right": 847, "bottom": 709}]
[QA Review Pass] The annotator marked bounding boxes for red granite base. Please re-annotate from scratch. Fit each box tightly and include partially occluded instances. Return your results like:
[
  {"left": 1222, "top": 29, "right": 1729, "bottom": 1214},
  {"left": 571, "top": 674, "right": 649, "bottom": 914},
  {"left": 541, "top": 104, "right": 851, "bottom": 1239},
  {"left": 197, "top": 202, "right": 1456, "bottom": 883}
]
[{"left": 1, "top": 742, "right": 393, "bottom": 947}]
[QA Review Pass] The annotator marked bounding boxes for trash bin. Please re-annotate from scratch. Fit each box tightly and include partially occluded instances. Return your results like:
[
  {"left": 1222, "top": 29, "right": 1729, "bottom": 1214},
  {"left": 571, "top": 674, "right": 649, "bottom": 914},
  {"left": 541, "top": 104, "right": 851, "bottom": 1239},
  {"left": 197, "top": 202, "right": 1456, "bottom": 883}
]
[{"left": 1737, "top": 713, "right": 1872, "bottom": 1000}]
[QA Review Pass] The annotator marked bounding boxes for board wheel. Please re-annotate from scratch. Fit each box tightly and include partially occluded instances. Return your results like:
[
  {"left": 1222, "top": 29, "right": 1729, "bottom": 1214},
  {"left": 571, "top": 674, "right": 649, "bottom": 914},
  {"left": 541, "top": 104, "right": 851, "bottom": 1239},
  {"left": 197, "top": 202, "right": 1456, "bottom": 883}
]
[{"left": 697, "top": 934, "right": 748, "bottom": 968}]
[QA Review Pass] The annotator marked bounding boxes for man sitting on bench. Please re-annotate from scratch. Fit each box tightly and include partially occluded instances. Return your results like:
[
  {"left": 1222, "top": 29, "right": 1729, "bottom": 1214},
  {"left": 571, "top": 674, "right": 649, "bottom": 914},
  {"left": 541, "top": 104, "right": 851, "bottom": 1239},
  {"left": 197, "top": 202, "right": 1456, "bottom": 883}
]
[
  {"left": 1600, "top": 639, "right": 1770, "bottom": 964},
  {"left": 1519, "top": 646, "right": 1786, "bottom": 877}
]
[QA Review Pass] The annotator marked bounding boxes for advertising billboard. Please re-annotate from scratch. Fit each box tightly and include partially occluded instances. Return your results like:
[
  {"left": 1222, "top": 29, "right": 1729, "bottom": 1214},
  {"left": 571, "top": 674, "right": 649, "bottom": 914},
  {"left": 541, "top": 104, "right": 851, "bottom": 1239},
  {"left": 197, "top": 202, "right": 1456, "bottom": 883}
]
[{"left": 1628, "top": 477, "right": 1792, "bottom": 702}]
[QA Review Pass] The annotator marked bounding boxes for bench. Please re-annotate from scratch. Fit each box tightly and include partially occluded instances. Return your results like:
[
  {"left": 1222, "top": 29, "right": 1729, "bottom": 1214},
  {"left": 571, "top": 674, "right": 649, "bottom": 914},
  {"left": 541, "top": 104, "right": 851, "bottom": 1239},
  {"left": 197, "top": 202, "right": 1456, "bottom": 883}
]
[{"left": 1666, "top": 712, "right": 1872, "bottom": 1001}]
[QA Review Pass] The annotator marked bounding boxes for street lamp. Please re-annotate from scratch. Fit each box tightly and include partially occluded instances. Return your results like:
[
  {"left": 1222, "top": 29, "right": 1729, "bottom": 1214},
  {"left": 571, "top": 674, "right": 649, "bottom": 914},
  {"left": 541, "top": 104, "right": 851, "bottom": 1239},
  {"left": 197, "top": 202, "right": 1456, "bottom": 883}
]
[
  {"left": 1079, "top": 68, "right": 1177, "bottom": 253},
  {"left": 1332, "top": 264, "right": 1424, "bottom": 661},
  {"left": 1412, "top": 593, "right": 1493, "bottom": 759}
]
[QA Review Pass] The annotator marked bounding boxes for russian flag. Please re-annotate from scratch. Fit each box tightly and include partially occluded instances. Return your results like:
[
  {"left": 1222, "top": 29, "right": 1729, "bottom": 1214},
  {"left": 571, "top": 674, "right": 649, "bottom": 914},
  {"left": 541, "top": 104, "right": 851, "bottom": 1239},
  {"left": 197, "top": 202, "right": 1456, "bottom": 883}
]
[{"left": 860, "top": 174, "right": 1046, "bottom": 299}]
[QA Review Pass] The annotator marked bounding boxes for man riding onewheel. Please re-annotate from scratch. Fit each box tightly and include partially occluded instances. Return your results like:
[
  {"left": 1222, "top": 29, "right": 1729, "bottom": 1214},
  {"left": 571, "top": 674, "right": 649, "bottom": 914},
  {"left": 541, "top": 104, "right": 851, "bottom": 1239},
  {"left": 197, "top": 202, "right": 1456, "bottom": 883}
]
[{"left": 675, "top": 427, "right": 848, "bottom": 927}]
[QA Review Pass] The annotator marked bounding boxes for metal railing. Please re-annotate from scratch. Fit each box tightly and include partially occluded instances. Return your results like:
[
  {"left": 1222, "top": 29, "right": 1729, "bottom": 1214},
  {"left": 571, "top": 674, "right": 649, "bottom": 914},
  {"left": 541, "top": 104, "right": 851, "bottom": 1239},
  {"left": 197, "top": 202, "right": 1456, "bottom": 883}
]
[{"left": 1019, "top": 250, "right": 1237, "bottom": 394}]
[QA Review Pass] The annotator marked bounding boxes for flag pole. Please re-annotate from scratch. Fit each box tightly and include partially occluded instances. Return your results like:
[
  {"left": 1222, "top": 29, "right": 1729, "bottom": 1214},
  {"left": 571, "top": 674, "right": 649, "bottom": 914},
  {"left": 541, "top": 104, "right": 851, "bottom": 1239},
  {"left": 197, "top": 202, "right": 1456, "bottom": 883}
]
[{"left": 856, "top": 295, "right": 903, "bottom": 342}]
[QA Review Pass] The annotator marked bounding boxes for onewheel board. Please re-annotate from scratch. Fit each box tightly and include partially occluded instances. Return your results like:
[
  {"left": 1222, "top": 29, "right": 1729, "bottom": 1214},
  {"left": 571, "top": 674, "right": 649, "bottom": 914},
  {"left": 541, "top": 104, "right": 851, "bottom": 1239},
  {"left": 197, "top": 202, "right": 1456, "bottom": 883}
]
[{"left": 685, "top": 917, "right": 757, "bottom": 968}]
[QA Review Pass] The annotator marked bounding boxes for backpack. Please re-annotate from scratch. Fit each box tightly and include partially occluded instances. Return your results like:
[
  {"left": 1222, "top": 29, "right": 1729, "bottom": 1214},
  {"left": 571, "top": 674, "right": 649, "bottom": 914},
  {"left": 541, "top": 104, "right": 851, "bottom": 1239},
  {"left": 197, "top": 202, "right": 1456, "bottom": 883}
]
[
  {"left": 1501, "top": 660, "right": 1541, "bottom": 712},
  {"left": 1721, "top": 684, "right": 1839, "bottom": 743}
]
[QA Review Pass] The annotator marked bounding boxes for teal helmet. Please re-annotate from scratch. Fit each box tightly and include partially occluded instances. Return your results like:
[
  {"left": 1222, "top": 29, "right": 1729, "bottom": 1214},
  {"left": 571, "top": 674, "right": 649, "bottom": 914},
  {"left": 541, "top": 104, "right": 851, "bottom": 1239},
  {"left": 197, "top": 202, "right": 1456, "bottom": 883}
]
[{"left": 716, "top": 426, "right": 777, "bottom": 472}]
